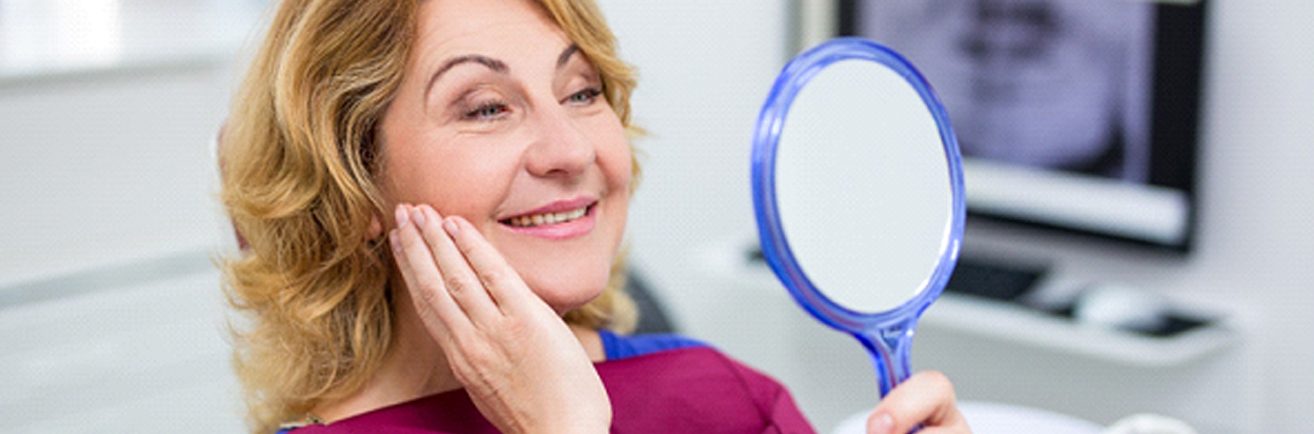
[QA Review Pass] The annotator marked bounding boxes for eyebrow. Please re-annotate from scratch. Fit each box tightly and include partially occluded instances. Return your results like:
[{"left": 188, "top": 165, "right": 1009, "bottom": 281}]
[
  {"left": 425, "top": 55, "right": 508, "bottom": 96},
  {"left": 556, "top": 44, "right": 580, "bottom": 69},
  {"left": 424, "top": 44, "right": 583, "bottom": 98}
]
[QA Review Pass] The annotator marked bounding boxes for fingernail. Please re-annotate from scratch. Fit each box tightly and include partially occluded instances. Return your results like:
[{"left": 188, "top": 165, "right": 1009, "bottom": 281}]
[
  {"left": 395, "top": 204, "right": 409, "bottom": 227},
  {"left": 411, "top": 207, "right": 426, "bottom": 227},
  {"left": 443, "top": 217, "right": 460, "bottom": 235},
  {"left": 870, "top": 412, "right": 894, "bottom": 434}
]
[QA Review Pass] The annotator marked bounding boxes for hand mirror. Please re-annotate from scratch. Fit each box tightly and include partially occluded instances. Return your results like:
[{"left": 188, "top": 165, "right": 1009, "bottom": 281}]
[{"left": 751, "top": 38, "right": 965, "bottom": 397}]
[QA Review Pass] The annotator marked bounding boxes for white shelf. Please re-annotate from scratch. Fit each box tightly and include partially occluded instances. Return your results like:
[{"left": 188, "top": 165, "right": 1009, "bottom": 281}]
[
  {"left": 922, "top": 294, "right": 1236, "bottom": 367},
  {"left": 693, "top": 237, "right": 1238, "bottom": 368}
]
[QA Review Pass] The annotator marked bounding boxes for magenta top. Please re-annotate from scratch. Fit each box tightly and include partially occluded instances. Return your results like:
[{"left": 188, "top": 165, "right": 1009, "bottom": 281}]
[{"left": 282, "top": 333, "right": 816, "bottom": 433}]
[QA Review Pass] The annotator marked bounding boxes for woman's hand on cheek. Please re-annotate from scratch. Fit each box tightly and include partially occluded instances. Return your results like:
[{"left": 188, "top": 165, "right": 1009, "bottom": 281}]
[
  {"left": 389, "top": 204, "right": 611, "bottom": 434},
  {"left": 866, "top": 371, "right": 971, "bottom": 434}
]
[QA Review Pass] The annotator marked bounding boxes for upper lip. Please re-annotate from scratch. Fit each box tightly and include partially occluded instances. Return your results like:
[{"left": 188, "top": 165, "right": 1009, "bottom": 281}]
[{"left": 499, "top": 196, "right": 597, "bottom": 221}]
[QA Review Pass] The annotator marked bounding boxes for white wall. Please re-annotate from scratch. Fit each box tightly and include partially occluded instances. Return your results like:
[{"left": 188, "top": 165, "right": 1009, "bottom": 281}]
[
  {"left": 0, "top": 60, "right": 244, "bottom": 434},
  {"left": 603, "top": 1, "right": 1314, "bottom": 432},
  {"left": 0, "top": 68, "right": 232, "bottom": 285},
  {"left": 0, "top": 4, "right": 250, "bottom": 431}
]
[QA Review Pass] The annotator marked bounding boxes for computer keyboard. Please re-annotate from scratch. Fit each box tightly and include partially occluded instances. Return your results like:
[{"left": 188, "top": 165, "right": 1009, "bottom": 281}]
[{"left": 943, "top": 257, "right": 1048, "bottom": 302}]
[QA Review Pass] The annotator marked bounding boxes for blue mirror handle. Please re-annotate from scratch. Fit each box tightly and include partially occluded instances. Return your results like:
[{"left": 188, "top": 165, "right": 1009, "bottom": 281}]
[
  {"left": 858, "top": 319, "right": 916, "bottom": 397},
  {"left": 860, "top": 320, "right": 922, "bottom": 433}
]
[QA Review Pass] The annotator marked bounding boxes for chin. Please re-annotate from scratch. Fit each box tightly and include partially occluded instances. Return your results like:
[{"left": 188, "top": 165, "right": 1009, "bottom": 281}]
[{"left": 524, "top": 267, "right": 611, "bottom": 314}]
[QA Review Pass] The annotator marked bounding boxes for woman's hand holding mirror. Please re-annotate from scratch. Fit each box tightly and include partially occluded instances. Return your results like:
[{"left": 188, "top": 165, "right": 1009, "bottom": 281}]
[
  {"left": 390, "top": 204, "right": 610, "bottom": 434},
  {"left": 865, "top": 371, "right": 970, "bottom": 434}
]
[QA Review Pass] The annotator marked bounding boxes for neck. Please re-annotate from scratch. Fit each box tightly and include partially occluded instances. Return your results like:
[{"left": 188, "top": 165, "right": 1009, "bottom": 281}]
[{"left": 311, "top": 285, "right": 605, "bottom": 423}]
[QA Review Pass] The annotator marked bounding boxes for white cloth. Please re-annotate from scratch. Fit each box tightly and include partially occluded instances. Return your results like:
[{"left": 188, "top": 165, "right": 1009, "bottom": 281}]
[
  {"left": 833, "top": 400, "right": 1103, "bottom": 434},
  {"left": 831, "top": 401, "right": 1198, "bottom": 434}
]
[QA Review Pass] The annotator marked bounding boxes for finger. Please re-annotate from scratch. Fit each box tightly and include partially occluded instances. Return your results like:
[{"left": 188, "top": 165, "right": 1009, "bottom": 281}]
[
  {"left": 412, "top": 205, "right": 502, "bottom": 322},
  {"left": 440, "top": 214, "right": 540, "bottom": 313},
  {"left": 389, "top": 228, "right": 449, "bottom": 345},
  {"left": 868, "top": 371, "right": 965, "bottom": 434},
  {"left": 391, "top": 205, "right": 471, "bottom": 344}
]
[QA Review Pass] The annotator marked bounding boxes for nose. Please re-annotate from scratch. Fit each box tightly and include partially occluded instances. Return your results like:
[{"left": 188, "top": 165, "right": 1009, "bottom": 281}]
[{"left": 524, "top": 107, "right": 596, "bottom": 178}]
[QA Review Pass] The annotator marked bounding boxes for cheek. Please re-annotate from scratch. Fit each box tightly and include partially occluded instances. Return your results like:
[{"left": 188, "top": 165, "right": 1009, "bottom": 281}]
[
  {"left": 383, "top": 138, "right": 515, "bottom": 218},
  {"left": 596, "top": 114, "right": 632, "bottom": 239},
  {"left": 609, "top": 145, "right": 633, "bottom": 191},
  {"left": 592, "top": 118, "right": 633, "bottom": 191}
]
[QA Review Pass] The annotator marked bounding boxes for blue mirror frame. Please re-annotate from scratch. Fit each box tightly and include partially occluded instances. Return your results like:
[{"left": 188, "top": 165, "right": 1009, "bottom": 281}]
[{"left": 751, "top": 38, "right": 967, "bottom": 396}]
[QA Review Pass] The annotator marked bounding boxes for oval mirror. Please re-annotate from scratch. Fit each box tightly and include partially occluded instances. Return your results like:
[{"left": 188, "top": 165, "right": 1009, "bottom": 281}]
[{"left": 751, "top": 38, "right": 965, "bottom": 396}]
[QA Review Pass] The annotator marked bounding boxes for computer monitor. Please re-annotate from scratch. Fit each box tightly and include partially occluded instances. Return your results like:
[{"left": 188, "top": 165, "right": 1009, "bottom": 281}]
[{"left": 828, "top": 0, "right": 1207, "bottom": 252}]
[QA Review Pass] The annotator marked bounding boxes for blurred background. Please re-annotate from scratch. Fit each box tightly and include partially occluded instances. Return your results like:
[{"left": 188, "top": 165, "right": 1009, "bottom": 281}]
[{"left": 1, "top": 0, "right": 1311, "bottom": 432}]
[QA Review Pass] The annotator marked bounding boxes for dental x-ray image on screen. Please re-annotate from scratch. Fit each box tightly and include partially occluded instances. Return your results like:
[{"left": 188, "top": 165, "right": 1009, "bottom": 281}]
[
  {"left": 843, "top": 0, "right": 1206, "bottom": 250},
  {"left": 858, "top": 0, "right": 1153, "bottom": 180}
]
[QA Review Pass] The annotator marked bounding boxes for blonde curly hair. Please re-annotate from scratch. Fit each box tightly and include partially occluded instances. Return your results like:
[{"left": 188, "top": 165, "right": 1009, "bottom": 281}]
[{"left": 218, "top": 0, "right": 639, "bottom": 432}]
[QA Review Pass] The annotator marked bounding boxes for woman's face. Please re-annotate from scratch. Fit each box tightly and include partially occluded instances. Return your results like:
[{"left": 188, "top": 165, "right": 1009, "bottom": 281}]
[{"left": 378, "top": 0, "right": 631, "bottom": 312}]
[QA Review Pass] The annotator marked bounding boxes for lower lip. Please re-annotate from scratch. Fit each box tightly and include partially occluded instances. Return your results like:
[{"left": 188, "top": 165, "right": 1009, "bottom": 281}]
[{"left": 501, "top": 205, "right": 597, "bottom": 240}]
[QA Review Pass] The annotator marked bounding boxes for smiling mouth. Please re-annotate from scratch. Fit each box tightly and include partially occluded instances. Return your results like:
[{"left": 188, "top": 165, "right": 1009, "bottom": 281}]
[{"left": 499, "top": 203, "right": 595, "bottom": 228}]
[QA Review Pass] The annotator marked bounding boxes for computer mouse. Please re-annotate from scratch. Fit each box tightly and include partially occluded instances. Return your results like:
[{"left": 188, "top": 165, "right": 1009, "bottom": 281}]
[{"left": 1072, "top": 284, "right": 1168, "bottom": 333}]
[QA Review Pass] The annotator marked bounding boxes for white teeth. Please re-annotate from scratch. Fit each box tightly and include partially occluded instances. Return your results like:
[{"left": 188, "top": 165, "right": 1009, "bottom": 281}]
[{"left": 506, "top": 206, "right": 589, "bottom": 228}]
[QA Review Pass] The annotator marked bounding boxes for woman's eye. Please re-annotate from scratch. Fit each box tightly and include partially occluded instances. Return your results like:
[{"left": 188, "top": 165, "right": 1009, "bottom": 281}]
[
  {"left": 566, "top": 87, "right": 602, "bottom": 105},
  {"left": 463, "top": 101, "right": 509, "bottom": 121}
]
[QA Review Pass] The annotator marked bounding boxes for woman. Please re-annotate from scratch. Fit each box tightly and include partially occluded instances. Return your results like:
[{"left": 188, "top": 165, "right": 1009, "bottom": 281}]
[{"left": 220, "top": 0, "right": 971, "bottom": 433}]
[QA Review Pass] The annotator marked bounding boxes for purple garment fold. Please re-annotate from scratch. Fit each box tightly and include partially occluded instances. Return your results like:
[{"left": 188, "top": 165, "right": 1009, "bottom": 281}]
[{"left": 287, "top": 347, "right": 816, "bottom": 433}]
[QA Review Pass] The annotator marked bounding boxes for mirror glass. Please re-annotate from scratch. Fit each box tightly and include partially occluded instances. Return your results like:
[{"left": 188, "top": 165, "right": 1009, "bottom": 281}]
[{"left": 774, "top": 59, "right": 953, "bottom": 313}]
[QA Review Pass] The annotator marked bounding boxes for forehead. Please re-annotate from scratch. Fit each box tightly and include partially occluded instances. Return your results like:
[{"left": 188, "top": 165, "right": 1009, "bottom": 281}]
[{"left": 415, "top": 0, "right": 570, "bottom": 67}]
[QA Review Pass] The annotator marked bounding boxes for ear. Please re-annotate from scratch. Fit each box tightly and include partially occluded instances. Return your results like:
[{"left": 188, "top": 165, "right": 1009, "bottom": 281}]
[{"left": 368, "top": 214, "right": 385, "bottom": 240}]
